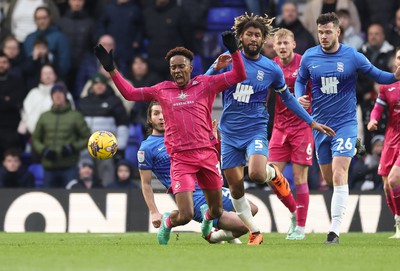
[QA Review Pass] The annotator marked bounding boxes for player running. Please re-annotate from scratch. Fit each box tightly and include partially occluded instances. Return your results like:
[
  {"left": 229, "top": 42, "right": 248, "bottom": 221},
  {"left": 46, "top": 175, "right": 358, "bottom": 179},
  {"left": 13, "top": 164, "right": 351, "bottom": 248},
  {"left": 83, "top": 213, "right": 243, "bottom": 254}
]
[
  {"left": 270, "top": 28, "right": 313, "bottom": 240},
  {"left": 94, "top": 31, "right": 246, "bottom": 245},
  {"left": 139, "top": 101, "right": 258, "bottom": 244},
  {"left": 295, "top": 12, "right": 400, "bottom": 244},
  {"left": 205, "top": 13, "right": 335, "bottom": 245},
  {"left": 367, "top": 47, "right": 400, "bottom": 239}
]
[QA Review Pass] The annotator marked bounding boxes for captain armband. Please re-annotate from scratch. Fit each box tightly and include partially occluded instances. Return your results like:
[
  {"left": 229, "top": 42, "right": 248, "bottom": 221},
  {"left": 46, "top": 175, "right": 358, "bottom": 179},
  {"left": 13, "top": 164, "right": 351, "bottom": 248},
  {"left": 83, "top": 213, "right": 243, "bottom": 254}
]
[{"left": 274, "top": 84, "right": 287, "bottom": 93}]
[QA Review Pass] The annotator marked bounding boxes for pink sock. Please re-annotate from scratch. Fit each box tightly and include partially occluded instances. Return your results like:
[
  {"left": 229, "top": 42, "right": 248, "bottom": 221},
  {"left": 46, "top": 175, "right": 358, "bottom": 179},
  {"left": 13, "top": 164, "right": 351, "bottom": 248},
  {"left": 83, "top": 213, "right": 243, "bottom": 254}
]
[
  {"left": 391, "top": 185, "right": 400, "bottom": 216},
  {"left": 165, "top": 216, "right": 173, "bottom": 228},
  {"left": 205, "top": 209, "right": 213, "bottom": 220},
  {"left": 295, "top": 183, "right": 310, "bottom": 227},
  {"left": 272, "top": 186, "right": 297, "bottom": 213},
  {"left": 385, "top": 189, "right": 396, "bottom": 215}
]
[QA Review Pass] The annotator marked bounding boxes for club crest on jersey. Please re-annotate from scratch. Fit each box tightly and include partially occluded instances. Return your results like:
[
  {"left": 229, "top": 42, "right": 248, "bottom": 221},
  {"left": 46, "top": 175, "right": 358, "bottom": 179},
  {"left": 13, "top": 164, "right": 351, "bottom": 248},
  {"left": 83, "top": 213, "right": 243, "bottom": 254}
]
[
  {"left": 178, "top": 91, "right": 188, "bottom": 100},
  {"left": 337, "top": 62, "right": 344, "bottom": 72},
  {"left": 256, "top": 70, "right": 264, "bottom": 81}
]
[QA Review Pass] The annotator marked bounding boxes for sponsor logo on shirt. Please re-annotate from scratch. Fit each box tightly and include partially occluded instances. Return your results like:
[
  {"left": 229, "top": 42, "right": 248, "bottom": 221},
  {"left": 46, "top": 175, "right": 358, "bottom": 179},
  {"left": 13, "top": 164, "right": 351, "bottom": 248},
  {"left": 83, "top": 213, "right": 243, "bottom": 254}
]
[
  {"left": 388, "top": 87, "right": 396, "bottom": 92},
  {"left": 233, "top": 83, "right": 254, "bottom": 103},
  {"left": 320, "top": 76, "right": 339, "bottom": 94}
]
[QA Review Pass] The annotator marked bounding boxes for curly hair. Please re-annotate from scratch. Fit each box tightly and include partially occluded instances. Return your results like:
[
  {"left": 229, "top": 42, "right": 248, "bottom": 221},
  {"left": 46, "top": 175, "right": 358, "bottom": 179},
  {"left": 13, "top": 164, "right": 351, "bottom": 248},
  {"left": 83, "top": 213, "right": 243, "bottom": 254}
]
[
  {"left": 165, "top": 47, "right": 194, "bottom": 62},
  {"left": 232, "top": 13, "right": 276, "bottom": 46}
]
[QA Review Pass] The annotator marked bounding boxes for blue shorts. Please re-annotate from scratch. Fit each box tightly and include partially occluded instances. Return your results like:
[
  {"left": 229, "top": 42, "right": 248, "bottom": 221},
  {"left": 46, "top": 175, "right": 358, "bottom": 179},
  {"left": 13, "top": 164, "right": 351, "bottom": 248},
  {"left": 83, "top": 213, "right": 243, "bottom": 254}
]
[
  {"left": 314, "top": 123, "right": 357, "bottom": 165},
  {"left": 193, "top": 187, "right": 234, "bottom": 228},
  {"left": 220, "top": 132, "right": 269, "bottom": 170}
]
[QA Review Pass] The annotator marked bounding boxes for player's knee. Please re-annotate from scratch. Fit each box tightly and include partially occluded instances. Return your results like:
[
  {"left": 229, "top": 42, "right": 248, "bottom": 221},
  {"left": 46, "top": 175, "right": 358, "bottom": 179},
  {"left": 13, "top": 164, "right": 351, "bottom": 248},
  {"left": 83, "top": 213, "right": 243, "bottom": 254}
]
[
  {"left": 248, "top": 171, "right": 265, "bottom": 184},
  {"left": 229, "top": 185, "right": 245, "bottom": 199},
  {"left": 388, "top": 173, "right": 400, "bottom": 188}
]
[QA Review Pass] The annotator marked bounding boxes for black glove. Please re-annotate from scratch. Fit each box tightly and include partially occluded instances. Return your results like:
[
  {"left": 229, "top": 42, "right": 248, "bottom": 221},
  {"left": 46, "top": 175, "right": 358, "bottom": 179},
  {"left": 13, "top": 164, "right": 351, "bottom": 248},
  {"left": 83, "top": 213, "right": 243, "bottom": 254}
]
[
  {"left": 61, "top": 144, "right": 75, "bottom": 156},
  {"left": 221, "top": 31, "right": 238, "bottom": 54},
  {"left": 42, "top": 148, "right": 57, "bottom": 160},
  {"left": 94, "top": 44, "right": 115, "bottom": 72}
]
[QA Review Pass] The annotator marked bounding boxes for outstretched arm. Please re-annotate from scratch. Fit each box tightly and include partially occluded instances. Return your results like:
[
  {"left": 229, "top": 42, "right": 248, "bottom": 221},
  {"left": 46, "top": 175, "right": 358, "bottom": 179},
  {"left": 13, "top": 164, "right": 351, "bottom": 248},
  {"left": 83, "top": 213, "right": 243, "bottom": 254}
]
[
  {"left": 94, "top": 44, "right": 156, "bottom": 101},
  {"left": 140, "top": 169, "right": 162, "bottom": 228},
  {"left": 209, "top": 50, "right": 246, "bottom": 94}
]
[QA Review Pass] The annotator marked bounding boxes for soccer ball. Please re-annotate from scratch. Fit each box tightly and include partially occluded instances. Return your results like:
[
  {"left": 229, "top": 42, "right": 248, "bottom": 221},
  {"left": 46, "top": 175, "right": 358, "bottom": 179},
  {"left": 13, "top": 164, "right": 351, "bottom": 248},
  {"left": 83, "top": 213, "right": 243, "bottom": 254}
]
[{"left": 87, "top": 131, "right": 118, "bottom": 160}]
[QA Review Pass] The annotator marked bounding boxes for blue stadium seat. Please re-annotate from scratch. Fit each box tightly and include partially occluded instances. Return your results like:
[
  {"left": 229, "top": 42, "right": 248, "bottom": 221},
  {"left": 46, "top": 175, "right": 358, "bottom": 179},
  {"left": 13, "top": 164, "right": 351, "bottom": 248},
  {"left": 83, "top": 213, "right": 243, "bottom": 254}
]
[
  {"left": 207, "top": 7, "right": 246, "bottom": 32},
  {"left": 28, "top": 163, "right": 44, "bottom": 188},
  {"left": 125, "top": 123, "right": 144, "bottom": 168}
]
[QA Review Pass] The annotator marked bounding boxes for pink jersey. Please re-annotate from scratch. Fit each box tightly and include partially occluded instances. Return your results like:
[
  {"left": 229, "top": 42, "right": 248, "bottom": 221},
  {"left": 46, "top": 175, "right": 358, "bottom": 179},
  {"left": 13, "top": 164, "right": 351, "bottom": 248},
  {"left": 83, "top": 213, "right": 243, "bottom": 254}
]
[
  {"left": 111, "top": 51, "right": 246, "bottom": 154},
  {"left": 371, "top": 81, "right": 400, "bottom": 148},
  {"left": 273, "top": 53, "right": 312, "bottom": 130}
]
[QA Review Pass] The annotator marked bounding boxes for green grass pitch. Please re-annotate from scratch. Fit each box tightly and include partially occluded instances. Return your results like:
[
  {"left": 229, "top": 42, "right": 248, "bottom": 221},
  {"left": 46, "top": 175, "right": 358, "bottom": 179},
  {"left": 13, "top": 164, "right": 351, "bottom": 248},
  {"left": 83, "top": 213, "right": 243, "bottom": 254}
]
[{"left": 0, "top": 232, "right": 398, "bottom": 271}]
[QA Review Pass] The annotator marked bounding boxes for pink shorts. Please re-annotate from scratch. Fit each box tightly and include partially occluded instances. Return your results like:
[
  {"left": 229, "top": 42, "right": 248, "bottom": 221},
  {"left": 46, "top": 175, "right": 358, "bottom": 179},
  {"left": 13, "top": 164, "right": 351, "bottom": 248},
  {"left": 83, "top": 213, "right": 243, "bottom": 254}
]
[
  {"left": 269, "top": 127, "right": 314, "bottom": 166},
  {"left": 378, "top": 146, "right": 400, "bottom": 176},
  {"left": 169, "top": 147, "right": 223, "bottom": 194}
]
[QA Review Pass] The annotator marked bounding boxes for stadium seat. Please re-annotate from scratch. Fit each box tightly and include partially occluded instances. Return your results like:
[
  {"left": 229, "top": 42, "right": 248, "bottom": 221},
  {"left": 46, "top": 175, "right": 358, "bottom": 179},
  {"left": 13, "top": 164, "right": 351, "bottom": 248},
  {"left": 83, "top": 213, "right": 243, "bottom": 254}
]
[
  {"left": 207, "top": 7, "right": 246, "bottom": 32},
  {"left": 125, "top": 123, "right": 144, "bottom": 168},
  {"left": 28, "top": 163, "right": 44, "bottom": 188}
]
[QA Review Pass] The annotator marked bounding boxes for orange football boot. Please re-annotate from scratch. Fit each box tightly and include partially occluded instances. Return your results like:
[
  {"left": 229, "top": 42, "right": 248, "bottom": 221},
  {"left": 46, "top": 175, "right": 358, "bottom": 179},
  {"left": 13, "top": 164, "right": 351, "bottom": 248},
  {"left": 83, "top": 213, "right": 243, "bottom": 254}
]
[
  {"left": 247, "top": 232, "right": 263, "bottom": 245},
  {"left": 269, "top": 164, "right": 291, "bottom": 197}
]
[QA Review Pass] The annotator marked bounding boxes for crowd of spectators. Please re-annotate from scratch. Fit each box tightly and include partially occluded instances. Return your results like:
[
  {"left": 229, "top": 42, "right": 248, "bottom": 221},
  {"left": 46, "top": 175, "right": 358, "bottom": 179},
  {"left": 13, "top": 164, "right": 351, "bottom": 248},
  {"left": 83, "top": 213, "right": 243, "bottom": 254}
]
[{"left": 0, "top": 0, "right": 399, "bottom": 191}]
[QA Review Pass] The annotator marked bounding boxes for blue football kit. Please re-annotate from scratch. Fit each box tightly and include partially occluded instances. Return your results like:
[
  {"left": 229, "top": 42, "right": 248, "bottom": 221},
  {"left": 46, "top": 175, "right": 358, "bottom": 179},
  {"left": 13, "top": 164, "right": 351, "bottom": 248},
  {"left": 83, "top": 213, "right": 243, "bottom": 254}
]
[
  {"left": 295, "top": 44, "right": 397, "bottom": 164},
  {"left": 138, "top": 135, "right": 234, "bottom": 227},
  {"left": 206, "top": 51, "right": 313, "bottom": 169}
]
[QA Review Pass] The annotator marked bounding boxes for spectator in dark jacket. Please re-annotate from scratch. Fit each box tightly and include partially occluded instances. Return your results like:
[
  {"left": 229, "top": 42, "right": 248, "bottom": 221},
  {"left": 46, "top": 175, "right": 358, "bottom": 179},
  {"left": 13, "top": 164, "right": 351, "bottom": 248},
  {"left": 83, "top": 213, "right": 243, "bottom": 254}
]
[
  {"left": 0, "top": 51, "right": 25, "bottom": 159},
  {"left": 1, "top": 36, "right": 26, "bottom": 80},
  {"left": 32, "top": 83, "right": 91, "bottom": 188},
  {"left": 75, "top": 34, "right": 124, "bottom": 99},
  {"left": 276, "top": 1, "right": 315, "bottom": 55},
  {"left": 96, "top": 0, "right": 143, "bottom": 75},
  {"left": 143, "top": 0, "right": 195, "bottom": 80},
  {"left": 66, "top": 159, "right": 103, "bottom": 189},
  {"left": 107, "top": 160, "right": 139, "bottom": 189},
  {"left": 58, "top": 0, "right": 96, "bottom": 97},
  {"left": 22, "top": 35, "right": 55, "bottom": 92},
  {"left": 386, "top": 8, "right": 400, "bottom": 48},
  {"left": 0, "top": 149, "right": 35, "bottom": 188},
  {"left": 23, "top": 6, "right": 70, "bottom": 79}
]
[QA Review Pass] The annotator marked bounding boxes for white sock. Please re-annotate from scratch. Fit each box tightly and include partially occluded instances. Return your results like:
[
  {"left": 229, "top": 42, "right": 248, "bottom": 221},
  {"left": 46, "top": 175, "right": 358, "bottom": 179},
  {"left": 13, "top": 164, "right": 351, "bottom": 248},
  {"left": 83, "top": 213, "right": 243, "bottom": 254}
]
[
  {"left": 265, "top": 164, "right": 276, "bottom": 183},
  {"left": 330, "top": 185, "right": 349, "bottom": 236},
  {"left": 210, "top": 230, "right": 234, "bottom": 242},
  {"left": 295, "top": 226, "right": 305, "bottom": 234},
  {"left": 232, "top": 196, "right": 260, "bottom": 233}
]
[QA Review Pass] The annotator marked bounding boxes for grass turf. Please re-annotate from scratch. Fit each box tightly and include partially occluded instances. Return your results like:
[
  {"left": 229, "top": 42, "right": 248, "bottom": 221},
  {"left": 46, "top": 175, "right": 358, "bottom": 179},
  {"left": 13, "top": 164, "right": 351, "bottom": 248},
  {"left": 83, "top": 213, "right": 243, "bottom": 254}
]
[{"left": 0, "top": 232, "right": 398, "bottom": 271}]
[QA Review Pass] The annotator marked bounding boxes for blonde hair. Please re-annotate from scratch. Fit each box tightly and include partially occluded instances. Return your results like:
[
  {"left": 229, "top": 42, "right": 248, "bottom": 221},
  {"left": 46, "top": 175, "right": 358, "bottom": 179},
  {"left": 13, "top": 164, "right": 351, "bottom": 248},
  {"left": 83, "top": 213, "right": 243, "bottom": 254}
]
[
  {"left": 232, "top": 13, "right": 276, "bottom": 47},
  {"left": 273, "top": 28, "right": 295, "bottom": 41}
]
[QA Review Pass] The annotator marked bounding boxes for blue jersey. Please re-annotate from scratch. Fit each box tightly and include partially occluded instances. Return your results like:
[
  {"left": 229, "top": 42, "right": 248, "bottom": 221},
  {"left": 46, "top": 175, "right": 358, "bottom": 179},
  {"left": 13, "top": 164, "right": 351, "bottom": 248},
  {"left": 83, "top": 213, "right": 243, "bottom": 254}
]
[
  {"left": 295, "top": 44, "right": 397, "bottom": 129},
  {"left": 206, "top": 51, "right": 287, "bottom": 137}
]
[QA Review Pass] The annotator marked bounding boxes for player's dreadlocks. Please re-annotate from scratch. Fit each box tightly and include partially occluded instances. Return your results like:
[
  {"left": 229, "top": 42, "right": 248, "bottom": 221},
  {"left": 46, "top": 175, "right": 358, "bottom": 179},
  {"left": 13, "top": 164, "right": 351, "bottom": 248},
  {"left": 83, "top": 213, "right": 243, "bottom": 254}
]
[
  {"left": 165, "top": 47, "right": 194, "bottom": 62},
  {"left": 232, "top": 13, "right": 276, "bottom": 48}
]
